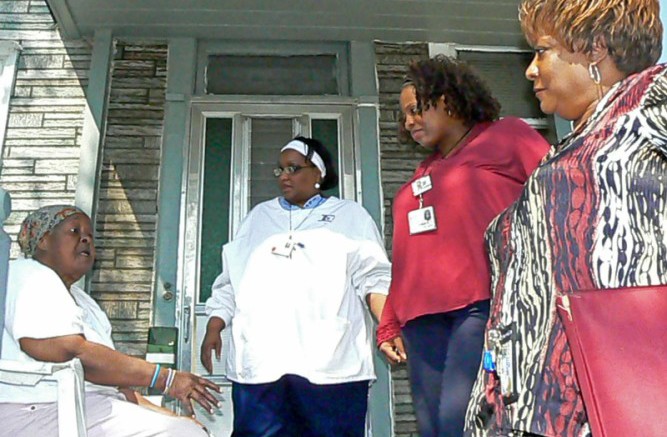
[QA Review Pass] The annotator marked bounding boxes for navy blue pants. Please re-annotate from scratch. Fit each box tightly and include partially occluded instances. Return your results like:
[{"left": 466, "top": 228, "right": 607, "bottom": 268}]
[
  {"left": 401, "top": 300, "right": 490, "bottom": 437},
  {"left": 231, "top": 374, "right": 369, "bottom": 437}
]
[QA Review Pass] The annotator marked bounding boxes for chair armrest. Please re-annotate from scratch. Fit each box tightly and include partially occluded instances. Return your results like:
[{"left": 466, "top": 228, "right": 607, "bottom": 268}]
[
  {"left": 0, "top": 358, "right": 87, "bottom": 437},
  {"left": 0, "top": 358, "right": 83, "bottom": 385}
]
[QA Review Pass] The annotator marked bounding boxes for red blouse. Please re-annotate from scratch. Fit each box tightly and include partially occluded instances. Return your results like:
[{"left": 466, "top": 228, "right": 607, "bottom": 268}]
[{"left": 377, "top": 117, "right": 550, "bottom": 343}]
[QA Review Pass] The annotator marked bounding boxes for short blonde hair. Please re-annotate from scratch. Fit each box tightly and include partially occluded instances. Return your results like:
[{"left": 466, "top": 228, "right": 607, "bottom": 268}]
[{"left": 519, "top": 0, "right": 662, "bottom": 75}]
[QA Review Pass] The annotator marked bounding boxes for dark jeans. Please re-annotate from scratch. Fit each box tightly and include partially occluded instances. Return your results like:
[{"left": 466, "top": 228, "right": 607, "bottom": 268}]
[
  {"left": 231, "top": 374, "right": 369, "bottom": 437},
  {"left": 402, "top": 300, "right": 490, "bottom": 437}
]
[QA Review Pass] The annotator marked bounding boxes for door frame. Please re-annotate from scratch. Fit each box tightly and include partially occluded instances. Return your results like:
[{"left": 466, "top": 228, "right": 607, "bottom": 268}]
[
  {"left": 178, "top": 96, "right": 361, "bottom": 322},
  {"left": 175, "top": 96, "right": 374, "bottom": 426},
  {"left": 175, "top": 95, "right": 375, "bottom": 431}
]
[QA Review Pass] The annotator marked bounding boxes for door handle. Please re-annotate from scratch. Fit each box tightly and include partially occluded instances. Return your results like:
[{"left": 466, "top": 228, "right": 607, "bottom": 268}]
[{"left": 183, "top": 304, "right": 191, "bottom": 344}]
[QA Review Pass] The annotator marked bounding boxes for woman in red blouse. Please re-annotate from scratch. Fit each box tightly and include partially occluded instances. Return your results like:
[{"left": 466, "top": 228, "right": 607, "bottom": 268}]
[{"left": 377, "top": 56, "right": 549, "bottom": 437}]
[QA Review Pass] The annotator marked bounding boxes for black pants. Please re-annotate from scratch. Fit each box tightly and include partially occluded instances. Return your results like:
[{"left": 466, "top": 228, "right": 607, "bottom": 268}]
[
  {"left": 402, "top": 300, "right": 490, "bottom": 437},
  {"left": 231, "top": 374, "right": 369, "bottom": 437}
]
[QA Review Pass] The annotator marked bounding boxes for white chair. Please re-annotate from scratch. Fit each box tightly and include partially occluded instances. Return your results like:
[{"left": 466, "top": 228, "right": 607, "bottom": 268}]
[
  {"left": 0, "top": 189, "right": 88, "bottom": 437},
  {"left": 0, "top": 358, "right": 88, "bottom": 437}
]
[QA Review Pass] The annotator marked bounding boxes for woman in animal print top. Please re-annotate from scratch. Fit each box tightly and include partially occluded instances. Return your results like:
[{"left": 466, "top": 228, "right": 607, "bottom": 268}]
[{"left": 465, "top": 0, "right": 667, "bottom": 436}]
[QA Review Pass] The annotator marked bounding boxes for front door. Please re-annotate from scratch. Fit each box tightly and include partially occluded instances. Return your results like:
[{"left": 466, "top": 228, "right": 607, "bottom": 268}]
[{"left": 178, "top": 98, "right": 364, "bottom": 435}]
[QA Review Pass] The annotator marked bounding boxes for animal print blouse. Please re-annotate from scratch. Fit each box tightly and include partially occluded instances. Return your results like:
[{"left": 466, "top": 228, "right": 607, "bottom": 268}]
[{"left": 465, "top": 64, "right": 667, "bottom": 437}]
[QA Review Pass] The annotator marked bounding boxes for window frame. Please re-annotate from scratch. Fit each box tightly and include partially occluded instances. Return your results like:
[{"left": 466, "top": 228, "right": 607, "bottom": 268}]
[
  {"left": 195, "top": 41, "right": 350, "bottom": 96},
  {"left": 428, "top": 42, "right": 553, "bottom": 132}
]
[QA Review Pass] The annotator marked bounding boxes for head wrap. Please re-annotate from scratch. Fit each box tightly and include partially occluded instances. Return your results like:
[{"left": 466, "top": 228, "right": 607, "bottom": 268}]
[
  {"left": 280, "top": 139, "right": 327, "bottom": 178},
  {"left": 18, "top": 205, "right": 85, "bottom": 258}
]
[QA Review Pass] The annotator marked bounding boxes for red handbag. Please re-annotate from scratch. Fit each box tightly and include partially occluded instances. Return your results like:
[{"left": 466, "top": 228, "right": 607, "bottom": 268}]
[{"left": 556, "top": 285, "right": 667, "bottom": 437}]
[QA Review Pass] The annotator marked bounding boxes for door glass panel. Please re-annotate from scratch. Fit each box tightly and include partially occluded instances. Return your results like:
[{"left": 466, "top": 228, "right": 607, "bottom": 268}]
[
  {"left": 311, "top": 119, "right": 340, "bottom": 198},
  {"left": 249, "top": 118, "right": 293, "bottom": 208},
  {"left": 199, "top": 118, "right": 233, "bottom": 303}
]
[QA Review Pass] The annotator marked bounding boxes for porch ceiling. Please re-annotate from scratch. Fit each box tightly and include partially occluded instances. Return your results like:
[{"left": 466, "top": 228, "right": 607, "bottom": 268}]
[{"left": 46, "top": 0, "right": 529, "bottom": 48}]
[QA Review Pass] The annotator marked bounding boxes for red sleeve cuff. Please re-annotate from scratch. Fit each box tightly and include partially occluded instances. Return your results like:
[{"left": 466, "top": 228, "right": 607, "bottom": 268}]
[{"left": 376, "top": 322, "right": 401, "bottom": 348}]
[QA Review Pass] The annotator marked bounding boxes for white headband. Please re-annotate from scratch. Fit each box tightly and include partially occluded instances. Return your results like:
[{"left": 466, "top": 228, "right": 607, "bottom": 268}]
[{"left": 280, "top": 139, "right": 327, "bottom": 178}]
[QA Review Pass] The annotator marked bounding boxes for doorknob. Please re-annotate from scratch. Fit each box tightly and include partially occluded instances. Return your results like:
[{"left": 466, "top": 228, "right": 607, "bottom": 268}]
[{"left": 162, "top": 282, "right": 174, "bottom": 301}]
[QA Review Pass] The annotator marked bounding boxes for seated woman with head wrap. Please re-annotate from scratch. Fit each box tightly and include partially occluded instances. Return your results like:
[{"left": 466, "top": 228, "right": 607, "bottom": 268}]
[{"left": 0, "top": 205, "right": 219, "bottom": 437}]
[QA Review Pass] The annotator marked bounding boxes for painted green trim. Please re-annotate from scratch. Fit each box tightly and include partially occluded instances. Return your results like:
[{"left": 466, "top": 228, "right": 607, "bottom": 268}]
[
  {"left": 75, "top": 28, "right": 112, "bottom": 223},
  {"left": 75, "top": 29, "right": 112, "bottom": 292},
  {"left": 45, "top": 0, "right": 81, "bottom": 40},
  {"left": 350, "top": 42, "right": 382, "bottom": 224},
  {"left": 0, "top": 42, "right": 21, "bottom": 165},
  {"left": 75, "top": 29, "right": 112, "bottom": 218},
  {"left": 350, "top": 41, "right": 394, "bottom": 437},
  {"left": 152, "top": 38, "right": 197, "bottom": 327},
  {"left": 0, "top": 187, "right": 11, "bottom": 353}
]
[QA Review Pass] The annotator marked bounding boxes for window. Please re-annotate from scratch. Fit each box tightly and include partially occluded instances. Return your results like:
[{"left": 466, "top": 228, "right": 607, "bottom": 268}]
[
  {"left": 196, "top": 41, "right": 349, "bottom": 96},
  {"left": 206, "top": 54, "right": 339, "bottom": 95},
  {"left": 429, "top": 43, "right": 557, "bottom": 143}
]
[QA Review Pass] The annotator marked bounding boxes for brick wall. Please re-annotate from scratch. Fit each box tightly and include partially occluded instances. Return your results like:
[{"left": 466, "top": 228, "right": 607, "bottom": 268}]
[
  {"left": 375, "top": 41, "right": 430, "bottom": 437},
  {"left": 0, "top": 0, "right": 90, "bottom": 254},
  {"left": 90, "top": 42, "right": 167, "bottom": 356}
]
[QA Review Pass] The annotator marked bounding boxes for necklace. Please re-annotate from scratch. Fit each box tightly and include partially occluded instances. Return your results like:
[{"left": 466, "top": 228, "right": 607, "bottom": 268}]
[
  {"left": 289, "top": 206, "right": 317, "bottom": 232},
  {"left": 271, "top": 206, "right": 316, "bottom": 259},
  {"left": 440, "top": 124, "right": 474, "bottom": 159}
]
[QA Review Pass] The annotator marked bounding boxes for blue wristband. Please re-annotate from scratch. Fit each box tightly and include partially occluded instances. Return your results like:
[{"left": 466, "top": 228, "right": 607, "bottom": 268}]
[{"left": 149, "top": 364, "right": 161, "bottom": 388}]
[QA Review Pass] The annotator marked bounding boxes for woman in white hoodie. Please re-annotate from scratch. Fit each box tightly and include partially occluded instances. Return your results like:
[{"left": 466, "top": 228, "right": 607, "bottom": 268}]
[{"left": 200, "top": 136, "right": 391, "bottom": 437}]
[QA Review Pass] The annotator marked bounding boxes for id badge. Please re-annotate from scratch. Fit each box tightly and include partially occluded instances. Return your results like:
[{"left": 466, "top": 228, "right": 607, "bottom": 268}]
[
  {"left": 408, "top": 206, "right": 437, "bottom": 234},
  {"left": 271, "top": 238, "right": 295, "bottom": 258},
  {"left": 495, "top": 324, "right": 518, "bottom": 403},
  {"left": 498, "top": 342, "right": 514, "bottom": 397},
  {"left": 411, "top": 175, "right": 433, "bottom": 197}
]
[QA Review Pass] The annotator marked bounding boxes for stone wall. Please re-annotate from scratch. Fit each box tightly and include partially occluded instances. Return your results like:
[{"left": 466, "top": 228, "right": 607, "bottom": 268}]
[
  {"left": 375, "top": 41, "right": 430, "bottom": 437},
  {"left": 0, "top": 0, "right": 90, "bottom": 253},
  {"left": 0, "top": 1, "right": 166, "bottom": 358},
  {"left": 90, "top": 42, "right": 167, "bottom": 356}
]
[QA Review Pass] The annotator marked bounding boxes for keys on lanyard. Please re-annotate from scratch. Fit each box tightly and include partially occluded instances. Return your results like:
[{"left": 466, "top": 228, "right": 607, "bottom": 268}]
[
  {"left": 484, "top": 325, "right": 519, "bottom": 404},
  {"left": 408, "top": 175, "right": 437, "bottom": 235}
]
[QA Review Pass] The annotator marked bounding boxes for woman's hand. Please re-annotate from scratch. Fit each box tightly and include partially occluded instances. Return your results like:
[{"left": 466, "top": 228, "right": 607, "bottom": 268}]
[
  {"left": 167, "top": 371, "right": 220, "bottom": 417},
  {"left": 119, "top": 388, "right": 177, "bottom": 416},
  {"left": 379, "top": 336, "right": 408, "bottom": 365},
  {"left": 200, "top": 317, "right": 225, "bottom": 374},
  {"left": 120, "top": 388, "right": 210, "bottom": 432}
]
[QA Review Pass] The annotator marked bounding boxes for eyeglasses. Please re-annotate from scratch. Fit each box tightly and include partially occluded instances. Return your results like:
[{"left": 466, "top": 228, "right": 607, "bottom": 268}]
[{"left": 273, "top": 165, "right": 315, "bottom": 177}]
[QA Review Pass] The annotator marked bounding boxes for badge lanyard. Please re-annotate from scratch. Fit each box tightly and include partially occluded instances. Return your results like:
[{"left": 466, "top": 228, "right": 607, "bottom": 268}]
[
  {"left": 272, "top": 207, "right": 315, "bottom": 258},
  {"left": 407, "top": 174, "right": 437, "bottom": 235},
  {"left": 407, "top": 126, "right": 475, "bottom": 235}
]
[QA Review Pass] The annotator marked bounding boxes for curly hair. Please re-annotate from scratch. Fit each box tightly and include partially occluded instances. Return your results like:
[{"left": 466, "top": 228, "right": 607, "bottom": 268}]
[
  {"left": 519, "top": 0, "right": 662, "bottom": 75},
  {"left": 398, "top": 55, "right": 501, "bottom": 143}
]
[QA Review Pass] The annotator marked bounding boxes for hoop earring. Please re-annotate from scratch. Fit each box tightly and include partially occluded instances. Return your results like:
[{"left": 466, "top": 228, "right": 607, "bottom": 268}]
[
  {"left": 314, "top": 182, "right": 321, "bottom": 189},
  {"left": 446, "top": 108, "right": 452, "bottom": 117},
  {"left": 588, "top": 63, "right": 601, "bottom": 85}
]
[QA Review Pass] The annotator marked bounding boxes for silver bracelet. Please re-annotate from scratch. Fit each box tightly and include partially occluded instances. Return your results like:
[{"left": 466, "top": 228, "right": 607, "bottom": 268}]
[{"left": 162, "top": 368, "right": 176, "bottom": 394}]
